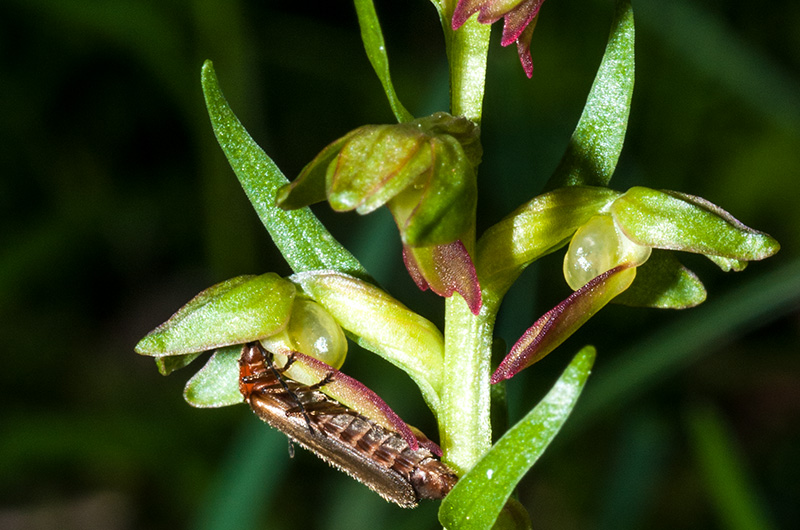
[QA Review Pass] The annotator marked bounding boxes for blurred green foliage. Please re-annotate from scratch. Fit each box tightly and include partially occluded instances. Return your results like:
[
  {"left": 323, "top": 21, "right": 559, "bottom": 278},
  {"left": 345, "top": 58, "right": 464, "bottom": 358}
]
[{"left": 1, "top": 0, "right": 798, "bottom": 529}]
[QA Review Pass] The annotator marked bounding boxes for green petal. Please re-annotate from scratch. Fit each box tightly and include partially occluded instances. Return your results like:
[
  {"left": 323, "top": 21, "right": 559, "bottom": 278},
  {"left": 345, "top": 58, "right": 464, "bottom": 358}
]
[
  {"left": 289, "top": 270, "right": 445, "bottom": 415},
  {"left": 439, "top": 346, "right": 596, "bottom": 530},
  {"left": 183, "top": 345, "right": 243, "bottom": 408},
  {"left": 613, "top": 250, "right": 707, "bottom": 309},
  {"left": 546, "top": 0, "right": 635, "bottom": 189},
  {"left": 611, "top": 187, "right": 781, "bottom": 261},
  {"left": 135, "top": 273, "right": 295, "bottom": 356},
  {"left": 201, "top": 61, "right": 367, "bottom": 278},
  {"left": 477, "top": 186, "right": 621, "bottom": 296}
]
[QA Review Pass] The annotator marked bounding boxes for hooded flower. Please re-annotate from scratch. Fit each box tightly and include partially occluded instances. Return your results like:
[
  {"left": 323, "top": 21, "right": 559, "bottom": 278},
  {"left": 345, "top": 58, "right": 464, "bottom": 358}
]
[
  {"left": 452, "top": 0, "right": 547, "bottom": 78},
  {"left": 134, "top": 271, "right": 448, "bottom": 448},
  {"left": 479, "top": 186, "right": 780, "bottom": 382},
  {"left": 276, "top": 112, "right": 484, "bottom": 313}
]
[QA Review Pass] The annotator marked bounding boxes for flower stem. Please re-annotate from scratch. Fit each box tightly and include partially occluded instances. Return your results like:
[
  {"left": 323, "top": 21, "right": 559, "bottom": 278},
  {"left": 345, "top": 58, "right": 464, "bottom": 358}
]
[
  {"left": 440, "top": 293, "right": 497, "bottom": 475},
  {"left": 433, "top": 0, "right": 491, "bottom": 123},
  {"left": 432, "top": 1, "right": 493, "bottom": 474}
]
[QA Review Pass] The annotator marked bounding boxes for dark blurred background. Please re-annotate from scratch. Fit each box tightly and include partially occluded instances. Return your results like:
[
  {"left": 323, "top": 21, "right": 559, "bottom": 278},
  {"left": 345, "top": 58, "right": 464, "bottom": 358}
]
[{"left": 1, "top": 0, "right": 798, "bottom": 529}]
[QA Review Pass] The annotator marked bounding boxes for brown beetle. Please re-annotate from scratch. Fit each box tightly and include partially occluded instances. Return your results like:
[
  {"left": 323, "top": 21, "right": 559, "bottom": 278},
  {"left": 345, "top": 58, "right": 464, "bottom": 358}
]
[{"left": 239, "top": 342, "right": 457, "bottom": 508}]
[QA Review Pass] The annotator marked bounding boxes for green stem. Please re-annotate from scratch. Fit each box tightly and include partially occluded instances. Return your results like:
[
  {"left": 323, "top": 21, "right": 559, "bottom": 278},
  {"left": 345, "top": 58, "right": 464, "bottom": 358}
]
[
  {"left": 431, "top": 0, "right": 493, "bottom": 474},
  {"left": 434, "top": 0, "right": 491, "bottom": 123},
  {"left": 441, "top": 294, "right": 497, "bottom": 475}
]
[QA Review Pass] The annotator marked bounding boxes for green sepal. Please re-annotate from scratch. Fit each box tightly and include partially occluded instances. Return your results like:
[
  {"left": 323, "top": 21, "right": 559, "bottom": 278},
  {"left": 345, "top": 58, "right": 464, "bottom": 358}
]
[
  {"left": 545, "top": 0, "right": 634, "bottom": 189},
  {"left": 439, "top": 346, "right": 596, "bottom": 530},
  {"left": 611, "top": 187, "right": 781, "bottom": 261},
  {"left": 275, "top": 131, "right": 357, "bottom": 210},
  {"left": 327, "top": 123, "right": 431, "bottom": 214},
  {"left": 135, "top": 273, "right": 295, "bottom": 356},
  {"left": 183, "top": 345, "right": 243, "bottom": 408},
  {"left": 289, "top": 270, "right": 445, "bottom": 416},
  {"left": 613, "top": 250, "right": 707, "bottom": 308},
  {"left": 477, "top": 186, "right": 621, "bottom": 296}
]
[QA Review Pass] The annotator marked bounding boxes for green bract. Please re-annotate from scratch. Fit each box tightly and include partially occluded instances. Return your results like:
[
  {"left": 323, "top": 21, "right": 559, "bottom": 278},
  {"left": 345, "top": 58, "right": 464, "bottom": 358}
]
[{"left": 277, "top": 112, "right": 480, "bottom": 248}]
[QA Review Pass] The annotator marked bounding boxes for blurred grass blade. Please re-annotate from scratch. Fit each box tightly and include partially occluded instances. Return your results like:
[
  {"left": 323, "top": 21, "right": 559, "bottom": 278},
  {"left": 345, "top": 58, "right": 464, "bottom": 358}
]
[
  {"left": 546, "top": 0, "right": 634, "bottom": 189},
  {"left": 439, "top": 346, "right": 596, "bottom": 530},
  {"left": 638, "top": 0, "right": 800, "bottom": 134},
  {"left": 194, "top": 418, "right": 289, "bottom": 530},
  {"left": 686, "top": 403, "right": 777, "bottom": 530},
  {"left": 201, "top": 60, "right": 368, "bottom": 278},
  {"left": 353, "top": 0, "right": 414, "bottom": 123}
]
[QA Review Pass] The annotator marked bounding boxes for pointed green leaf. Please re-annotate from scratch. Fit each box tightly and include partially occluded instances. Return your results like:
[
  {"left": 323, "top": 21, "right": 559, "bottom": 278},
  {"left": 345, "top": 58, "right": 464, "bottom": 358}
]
[
  {"left": 439, "top": 346, "right": 596, "bottom": 530},
  {"left": 183, "top": 346, "right": 243, "bottom": 408},
  {"left": 611, "top": 187, "right": 781, "bottom": 261},
  {"left": 546, "top": 0, "right": 635, "bottom": 189},
  {"left": 135, "top": 273, "right": 295, "bottom": 356},
  {"left": 477, "top": 186, "right": 621, "bottom": 296},
  {"left": 353, "top": 0, "right": 414, "bottom": 123},
  {"left": 201, "top": 60, "right": 368, "bottom": 278},
  {"left": 613, "top": 250, "right": 707, "bottom": 308},
  {"left": 289, "top": 270, "right": 444, "bottom": 415}
]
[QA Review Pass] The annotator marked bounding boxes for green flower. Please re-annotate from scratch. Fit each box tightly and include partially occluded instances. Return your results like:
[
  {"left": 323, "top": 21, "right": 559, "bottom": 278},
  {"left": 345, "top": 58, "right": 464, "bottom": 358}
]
[
  {"left": 277, "top": 112, "right": 484, "bottom": 313},
  {"left": 135, "top": 271, "right": 447, "bottom": 417},
  {"left": 480, "top": 186, "right": 780, "bottom": 382}
]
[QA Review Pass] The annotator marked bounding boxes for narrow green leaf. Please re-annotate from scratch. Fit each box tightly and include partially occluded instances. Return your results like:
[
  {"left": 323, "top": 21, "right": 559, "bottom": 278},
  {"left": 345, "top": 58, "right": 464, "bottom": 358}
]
[
  {"left": 183, "top": 346, "right": 243, "bottom": 408},
  {"left": 200, "top": 60, "right": 368, "bottom": 278},
  {"left": 439, "top": 346, "right": 596, "bottom": 530},
  {"left": 613, "top": 250, "right": 707, "bottom": 308},
  {"left": 611, "top": 187, "right": 781, "bottom": 261},
  {"left": 353, "top": 0, "right": 414, "bottom": 123},
  {"left": 546, "top": 0, "right": 634, "bottom": 189},
  {"left": 135, "top": 273, "right": 295, "bottom": 356}
]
